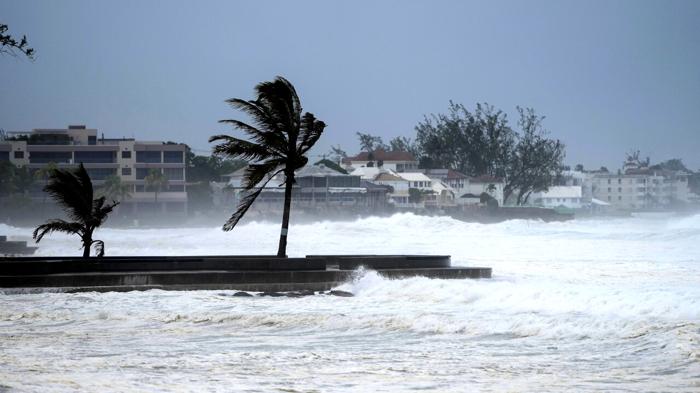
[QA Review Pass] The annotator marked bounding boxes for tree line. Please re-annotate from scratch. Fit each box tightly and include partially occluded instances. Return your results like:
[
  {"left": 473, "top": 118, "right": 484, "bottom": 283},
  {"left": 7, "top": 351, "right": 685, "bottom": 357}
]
[{"left": 350, "top": 102, "right": 566, "bottom": 205}]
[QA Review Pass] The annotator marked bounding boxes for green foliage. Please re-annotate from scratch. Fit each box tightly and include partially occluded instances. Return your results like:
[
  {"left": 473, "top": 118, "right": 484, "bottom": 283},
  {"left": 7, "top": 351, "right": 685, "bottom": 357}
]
[
  {"left": 408, "top": 188, "right": 433, "bottom": 203},
  {"left": 388, "top": 136, "right": 420, "bottom": 157},
  {"left": 0, "top": 161, "right": 33, "bottom": 196},
  {"left": 327, "top": 145, "right": 347, "bottom": 164},
  {"left": 0, "top": 23, "right": 34, "bottom": 60},
  {"left": 98, "top": 175, "right": 132, "bottom": 202},
  {"left": 650, "top": 158, "right": 688, "bottom": 172},
  {"left": 186, "top": 150, "right": 246, "bottom": 183},
  {"left": 32, "top": 163, "right": 118, "bottom": 257},
  {"left": 356, "top": 132, "right": 387, "bottom": 152},
  {"left": 144, "top": 169, "right": 168, "bottom": 202},
  {"left": 414, "top": 102, "right": 565, "bottom": 206},
  {"left": 210, "top": 76, "right": 326, "bottom": 256}
]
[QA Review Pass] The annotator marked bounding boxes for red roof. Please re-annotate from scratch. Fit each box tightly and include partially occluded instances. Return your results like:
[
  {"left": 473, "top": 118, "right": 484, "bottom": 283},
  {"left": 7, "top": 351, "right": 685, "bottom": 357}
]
[
  {"left": 343, "top": 149, "right": 417, "bottom": 164},
  {"left": 445, "top": 169, "right": 467, "bottom": 180}
]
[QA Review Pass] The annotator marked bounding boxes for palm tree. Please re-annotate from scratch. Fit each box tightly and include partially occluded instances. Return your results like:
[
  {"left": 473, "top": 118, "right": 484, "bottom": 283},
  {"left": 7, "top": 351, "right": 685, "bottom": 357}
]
[
  {"left": 98, "top": 174, "right": 132, "bottom": 202},
  {"left": 209, "top": 76, "right": 326, "bottom": 257},
  {"left": 34, "top": 161, "right": 58, "bottom": 209},
  {"left": 33, "top": 163, "right": 119, "bottom": 258},
  {"left": 144, "top": 169, "right": 168, "bottom": 203}
]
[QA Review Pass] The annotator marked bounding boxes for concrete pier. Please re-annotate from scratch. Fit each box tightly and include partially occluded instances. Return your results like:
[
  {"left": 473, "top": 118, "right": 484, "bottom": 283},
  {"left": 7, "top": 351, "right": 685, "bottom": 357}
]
[{"left": 0, "top": 255, "right": 491, "bottom": 293}]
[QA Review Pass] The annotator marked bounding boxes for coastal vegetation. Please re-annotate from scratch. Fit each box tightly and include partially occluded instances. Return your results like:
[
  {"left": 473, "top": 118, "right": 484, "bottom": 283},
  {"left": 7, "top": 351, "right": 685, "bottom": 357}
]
[
  {"left": 144, "top": 169, "right": 168, "bottom": 203},
  {"left": 209, "top": 76, "right": 326, "bottom": 256},
  {"left": 354, "top": 102, "right": 566, "bottom": 205},
  {"left": 0, "top": 23, "right": 34, "bottom": 60},
  {"left": 32, "top": 163, "right": 118, "bottom": 257}
]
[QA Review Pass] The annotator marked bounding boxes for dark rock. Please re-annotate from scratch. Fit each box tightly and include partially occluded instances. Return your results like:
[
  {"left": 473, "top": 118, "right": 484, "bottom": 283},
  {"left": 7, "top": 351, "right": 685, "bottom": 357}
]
[
  {"left": 259, "top": 291, "right": 285, "bottom": 297},
  {"left": 329, "top": 290, "right": 354, "bottom": 297},
  {"left": 285, "top": 290, "right": 316, "bottom": 298},
  {"left": 232, "top": 291, "right": 253, "bottom": 297}
]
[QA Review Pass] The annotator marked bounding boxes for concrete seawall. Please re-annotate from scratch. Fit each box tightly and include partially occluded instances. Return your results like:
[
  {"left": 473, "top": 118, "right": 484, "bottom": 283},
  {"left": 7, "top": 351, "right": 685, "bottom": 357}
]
[{"left": 0, "top": 255, "right": 492, "bottom": 293}]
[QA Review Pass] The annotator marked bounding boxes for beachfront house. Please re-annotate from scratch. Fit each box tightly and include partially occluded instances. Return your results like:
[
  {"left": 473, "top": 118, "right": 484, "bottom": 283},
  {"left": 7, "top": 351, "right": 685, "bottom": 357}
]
[
  {"left": 532, "top": 185, "right": 583, "bottom": 209},
  {"left": 342, "top": 149, "right": 419, "bottom": 173}
]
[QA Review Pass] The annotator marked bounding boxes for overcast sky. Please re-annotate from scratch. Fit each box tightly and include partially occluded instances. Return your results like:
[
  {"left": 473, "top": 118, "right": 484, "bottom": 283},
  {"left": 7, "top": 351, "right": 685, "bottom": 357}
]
[{"left": 1, "top": 0, "right": 699, "bottom": 170}]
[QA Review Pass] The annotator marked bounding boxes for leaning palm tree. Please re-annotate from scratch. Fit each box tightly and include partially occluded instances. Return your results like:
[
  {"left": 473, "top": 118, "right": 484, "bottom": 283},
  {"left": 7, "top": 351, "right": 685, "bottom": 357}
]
[
  {"left": 33, "top": 163, "right": 119, "bottom": 258},
  {"left": 209, "top": 76, "right": 326, "bottom": 257}
]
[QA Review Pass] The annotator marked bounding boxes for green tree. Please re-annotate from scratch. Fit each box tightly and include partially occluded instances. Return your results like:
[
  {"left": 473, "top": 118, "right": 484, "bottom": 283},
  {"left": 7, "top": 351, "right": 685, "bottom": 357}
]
[
  {"left": 144, "top": 169, "right": 168, "bottom": 203},
  {"left": 504, "top": 107, "right": 566, "bottom": 205},
  {"left": 209, "top": 76, "right": 326, "bottom": 257},
  {"left": 356, "top": 132, "right": 386, "bottom": 153},
  {"left": 388, "top": 136, "right": 420, "bottom": 157},
  {"left": 98, "top": 174, "right": 132, "bottom": 202},
  {"left": 34, "top": 161, "right": 58, "bottom": 205},
  {"left": 414, "top": 102, "right": 564, "bottom": 205},
  {"left": 328, "top": 145, "right": 347, "bottom": 164},
  {"left": 33, "top": 164, "right": 118, "bottom": 258},
  {"left": 0, "top": 23, "right": 35, "bottom": 60},
  {"left": 415, "top": 102, "right": 515, "bottom": 177}
]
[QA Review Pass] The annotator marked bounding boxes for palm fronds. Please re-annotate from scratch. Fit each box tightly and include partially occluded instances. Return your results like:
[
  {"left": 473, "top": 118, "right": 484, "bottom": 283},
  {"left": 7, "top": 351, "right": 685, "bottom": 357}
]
[
  {"left": 211, "top": 76, "right": 326, "bottom": 255},
  {"left": 33, "top": 163, "right": 117, "bottom": 257},
  {"left": 32, "top": 219, "right": 83, "bottom": 242}
]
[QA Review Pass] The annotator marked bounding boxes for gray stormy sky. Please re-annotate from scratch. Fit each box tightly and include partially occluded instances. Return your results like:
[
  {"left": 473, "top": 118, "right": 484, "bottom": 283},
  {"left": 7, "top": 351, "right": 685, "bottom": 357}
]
[{"left": 1, "top": 0, "right": 699, "bottom": 171}]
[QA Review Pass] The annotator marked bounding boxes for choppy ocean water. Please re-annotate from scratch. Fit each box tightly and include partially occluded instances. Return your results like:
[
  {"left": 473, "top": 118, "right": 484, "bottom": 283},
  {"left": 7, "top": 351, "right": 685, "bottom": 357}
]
[{"left": 1, "top": 213, "right": 699, "bottom": 392}]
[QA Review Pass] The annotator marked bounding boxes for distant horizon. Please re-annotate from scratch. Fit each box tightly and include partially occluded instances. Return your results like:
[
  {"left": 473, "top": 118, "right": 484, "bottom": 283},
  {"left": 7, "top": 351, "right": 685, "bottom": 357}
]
[{"left": 1, "top": 0, "right": 699, "bottom": 170}]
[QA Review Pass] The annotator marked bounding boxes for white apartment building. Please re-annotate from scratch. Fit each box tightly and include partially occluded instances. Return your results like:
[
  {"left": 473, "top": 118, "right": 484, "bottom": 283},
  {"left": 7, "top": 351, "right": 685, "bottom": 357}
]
[
  {"left": 591, "top": 170, "right": 691, "bottom": 210},
  {"left": 0, "top": 125, "right": 188, "bottom": 214}
]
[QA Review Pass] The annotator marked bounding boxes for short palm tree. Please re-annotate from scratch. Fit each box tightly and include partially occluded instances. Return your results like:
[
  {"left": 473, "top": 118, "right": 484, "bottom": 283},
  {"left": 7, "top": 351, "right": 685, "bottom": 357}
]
[
  {"left": 33, "top": 163, "right": 119, "bottom": 258},
  {"left": 144, "top": 169, "right": 168, "bottom": 203},
  {"left": 209, "top": 76, "right": 326, "bottom": 257},
  {"left": 99, "top": 174, "right": 132, "bottom": 202}
]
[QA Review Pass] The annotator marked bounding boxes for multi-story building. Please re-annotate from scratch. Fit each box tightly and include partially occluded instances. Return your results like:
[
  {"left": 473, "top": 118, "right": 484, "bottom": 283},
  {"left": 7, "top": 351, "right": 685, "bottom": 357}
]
[
  {"left": 592, "top": 169, "right": 691, "bottom": 210},
  {"left": 217, "top": 163, "right": 391, "bottom": 213},
  {"left": 0, "top": 125, "right": 187, "bottom": 214}
]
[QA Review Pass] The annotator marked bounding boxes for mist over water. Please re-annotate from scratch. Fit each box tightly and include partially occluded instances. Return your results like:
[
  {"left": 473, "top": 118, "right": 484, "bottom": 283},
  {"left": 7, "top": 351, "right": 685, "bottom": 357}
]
[{"left": 1, "top": 214, "right": 699, "bottom": 392}]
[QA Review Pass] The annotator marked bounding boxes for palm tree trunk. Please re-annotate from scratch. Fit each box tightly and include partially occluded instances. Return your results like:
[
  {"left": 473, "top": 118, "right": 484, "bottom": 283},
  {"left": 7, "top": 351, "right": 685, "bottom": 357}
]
[
  {"left": 277, "top": 171, "right": 294, "bottom": 257},
  {"left": 82, "top": 233, "right": 92, "bottom": 258}
]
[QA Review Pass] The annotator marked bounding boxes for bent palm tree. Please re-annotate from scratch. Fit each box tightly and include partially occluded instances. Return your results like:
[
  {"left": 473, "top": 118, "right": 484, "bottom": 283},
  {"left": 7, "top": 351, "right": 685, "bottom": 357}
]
[
  {"left": 32, "top": 163, "right": 119, "bottom": 258},
  {"left": 210, "top": 76, "right": 326, "bottom": 257}
]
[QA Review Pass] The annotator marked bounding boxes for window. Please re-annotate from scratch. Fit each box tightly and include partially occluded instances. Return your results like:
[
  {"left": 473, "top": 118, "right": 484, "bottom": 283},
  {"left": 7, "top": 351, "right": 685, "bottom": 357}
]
[
  {"left": 618, "top": 178, "right": 622, "bottom": 184},
  {"left": 135, "top": 151, "right": 161, "bottom": 163},
  {"left": 14, "top": 151, "right": 24, "bottom": 159},
  {"left": 163, "top": 151, "right": 183, "bottom": 163},
  {"left": 618, "top": 187, "right": 622, "bottom": 192},
  {"left": 74, "top": 151, "right": 115, "bottom": 163},
  {"left": 122, "top": 168, "right": 132, "bottom": 176},
  {"left": 88, "top": 136, "right": 97, "bottom": 145},
  {"left": 29, "top": 151, "right": 71, "bottom": 163},
  {"left": 85, "top": 168, "right": 116, "bottom": 180},
  {"left": 618, "top": 196, "right": 622, "bottom": 201},
  {"left": 163, "top": 167, "right": 183, "bottom": 180},
  {"left": 607, "top": 187, "right": 611, "bottom": 192},
  {"left": 121, "top": 151, "right": 132, "bottom": 159},
  {"left": 0, "top": 152, "right": 9, "bottom": 161},
  {"left": 607, "top": 179, "right": 611, "bottom": 184},
  {"left": 136, "top": 168, "right": 151, "bottom": 180}
]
